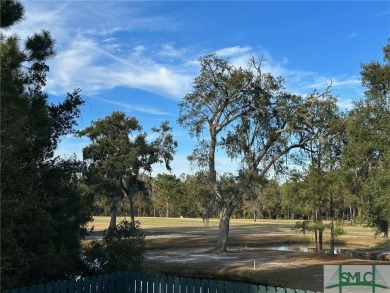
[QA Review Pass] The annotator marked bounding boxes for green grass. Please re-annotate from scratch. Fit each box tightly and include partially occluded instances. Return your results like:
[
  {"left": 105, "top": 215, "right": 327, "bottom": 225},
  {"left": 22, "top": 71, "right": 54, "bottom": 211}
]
[
  {"left": 92, "top": 217, "right": 297, "bottom": 234},
  {"left": 91, "top": 216, "right": 380, "bottom": 238},
  {"left": 90, "top": 216, "right": 388, "bottom": 250}
]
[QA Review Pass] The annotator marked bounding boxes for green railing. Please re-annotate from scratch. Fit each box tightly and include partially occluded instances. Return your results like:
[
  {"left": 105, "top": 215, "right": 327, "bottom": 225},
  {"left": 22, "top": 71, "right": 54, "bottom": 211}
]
[{"left": 2, "top": 272, "right": 321, "bottom": 293}]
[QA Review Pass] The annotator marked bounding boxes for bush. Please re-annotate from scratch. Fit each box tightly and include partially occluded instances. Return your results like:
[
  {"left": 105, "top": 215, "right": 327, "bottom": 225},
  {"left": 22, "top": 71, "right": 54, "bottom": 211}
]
[{"left": 83, "top": 220, "right": 145, "bottom": 274}]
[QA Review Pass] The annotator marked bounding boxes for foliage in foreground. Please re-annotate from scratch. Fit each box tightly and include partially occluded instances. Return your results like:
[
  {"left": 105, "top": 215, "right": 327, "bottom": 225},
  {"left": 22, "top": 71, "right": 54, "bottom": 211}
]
[{"left": 1, "top": 1, "right": 92, "bottom": 289}]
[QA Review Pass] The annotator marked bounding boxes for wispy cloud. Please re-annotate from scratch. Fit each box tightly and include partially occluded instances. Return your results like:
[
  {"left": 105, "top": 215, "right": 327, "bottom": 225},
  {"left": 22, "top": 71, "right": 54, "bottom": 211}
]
[
  {"left": 93, "top": 97, "right": 170, "bottom": 116},
  {"left": 10, "top": 2, "right": 194, "bottom": 100},
  {"left": 216, "top": 46, "right": 253, "bottom": 57},
  {"left": 44, "top": 32, "right": 194, "bottom": 100},
  {"left": 342, "top": 32, "right": 359, "bottom": 40},
  {"left": 157, "top": 43, "right": 187, "bottom": 59},
  {"left": 307, "top": 76, "right": 360, "bottom": 90},
  {"left": 132, "top": 45, "right": 146, "bottom": 56},
  {"left": 373, "top": 10, "right": 390, "bottom": 17},
  {"left": 12, "top": 2, "right": 363, "bottom": 111}
]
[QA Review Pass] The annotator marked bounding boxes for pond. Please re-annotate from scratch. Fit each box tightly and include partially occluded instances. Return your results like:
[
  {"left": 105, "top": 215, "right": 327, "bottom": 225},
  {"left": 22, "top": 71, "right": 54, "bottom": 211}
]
[{"left": 263, "top": 244, "right": 357, "bottom": 257}]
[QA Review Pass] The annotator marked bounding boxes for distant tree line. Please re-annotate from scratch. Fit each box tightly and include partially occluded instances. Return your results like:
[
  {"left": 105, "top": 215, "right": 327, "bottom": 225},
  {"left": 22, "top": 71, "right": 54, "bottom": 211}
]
[
  {"left": 90, "top": 172, "right": 362, "bottom": 223},
  {"left": 2, "top": 0, "right": 389, "bottom": 289}
]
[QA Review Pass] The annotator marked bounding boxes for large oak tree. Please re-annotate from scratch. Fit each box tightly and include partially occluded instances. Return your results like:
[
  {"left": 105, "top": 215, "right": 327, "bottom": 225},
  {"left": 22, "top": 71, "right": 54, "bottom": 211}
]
[
  {"left": 179, "top": 54, "right": 338, "bottom": 252},
  {"left": 178, "top": 54, "right": 254, "bottom": 251}
]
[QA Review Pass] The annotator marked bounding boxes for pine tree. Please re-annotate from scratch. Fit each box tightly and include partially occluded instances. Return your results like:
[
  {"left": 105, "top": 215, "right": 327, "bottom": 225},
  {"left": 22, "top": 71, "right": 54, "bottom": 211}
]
[{"left": 1, "top": 1, "right": 91, "bottom": 288}]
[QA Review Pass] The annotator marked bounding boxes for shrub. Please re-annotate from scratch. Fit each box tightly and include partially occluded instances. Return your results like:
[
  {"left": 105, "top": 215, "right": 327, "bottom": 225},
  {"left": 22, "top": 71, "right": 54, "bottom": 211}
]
[{"left": 83, "top": 220, "right": 145, "bottom": 274}]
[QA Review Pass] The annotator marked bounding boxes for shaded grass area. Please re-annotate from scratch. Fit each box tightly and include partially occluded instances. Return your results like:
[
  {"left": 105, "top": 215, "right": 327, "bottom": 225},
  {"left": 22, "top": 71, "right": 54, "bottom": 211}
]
[{"left": 88, "top": 217, "right": 389, "bottom": 291}]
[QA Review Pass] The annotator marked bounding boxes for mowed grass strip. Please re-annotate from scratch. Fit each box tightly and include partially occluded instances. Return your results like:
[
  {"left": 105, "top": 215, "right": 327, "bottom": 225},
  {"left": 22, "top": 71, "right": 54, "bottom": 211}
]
[
  {"left": 91, "top": 216, "right": 302, "bottom": 231},
  {"left": 90, "top": 216, "right": 380, "bottom": 238}
]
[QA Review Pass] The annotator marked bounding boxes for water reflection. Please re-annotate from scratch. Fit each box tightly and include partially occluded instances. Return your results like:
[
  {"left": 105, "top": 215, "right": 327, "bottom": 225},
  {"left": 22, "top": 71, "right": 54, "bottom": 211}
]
[{"left": 265, "top": 245, "right": 353, "bottom": 256}]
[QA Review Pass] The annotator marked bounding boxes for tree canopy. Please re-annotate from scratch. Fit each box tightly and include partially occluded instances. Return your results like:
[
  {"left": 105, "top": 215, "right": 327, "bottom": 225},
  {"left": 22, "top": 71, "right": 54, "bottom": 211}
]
[
  {"left": 79, "top": 112, "right": 177, "bottom": 228},
  {"left": 343, "top": 40, "right": 390, "bottom": 237}
]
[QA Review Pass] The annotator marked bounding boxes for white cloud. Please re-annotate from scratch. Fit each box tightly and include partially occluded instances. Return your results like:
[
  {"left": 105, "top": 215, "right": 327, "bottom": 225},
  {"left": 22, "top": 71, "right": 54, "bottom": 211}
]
[
  {"left": 133, "top": 45, "right": 145, "bottom": 56},
  {"left": 307, "top": 76, "right": 360, "bottom": 90},
  {"left": 41, "top": 34, "right": 195, "bottom": 99},
  {"left": 342, "top": 32, "right": 359, "bottom": 40},
  {"left": 158, "top": 43, "right": 186, "bottom": 59},
  {"left": 373, "top": 10, "right": 390, "bottom": 17},
  {"left": 9, "top": 2, "right": 193, "bottom": 100},
  {"left": 332, "top": 78, "right": 361, "bottom": 87},
  {"left": 92, "top": 97, "right": 170, "bottom": 116},
  {"left": 216, "top": 46, "right": 253, "bottom": 57}
]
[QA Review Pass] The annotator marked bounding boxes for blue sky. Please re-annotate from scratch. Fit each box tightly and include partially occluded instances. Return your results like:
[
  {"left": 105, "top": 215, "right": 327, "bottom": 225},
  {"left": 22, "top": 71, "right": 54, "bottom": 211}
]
[{"left": 12, "top": 1, "right": 390, "bottom": 176}]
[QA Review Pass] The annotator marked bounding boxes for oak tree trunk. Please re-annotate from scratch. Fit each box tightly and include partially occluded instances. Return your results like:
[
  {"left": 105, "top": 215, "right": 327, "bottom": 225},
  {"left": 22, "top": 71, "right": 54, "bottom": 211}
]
[
  {"left": 217, "top": 207, "right": 231, "bottom": 252},
  {"left": 108, "top": 195, "right": 121, "bottom": 231},
  {"left": 216, "top": 202, "right": 237, "bottom": 252}
]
